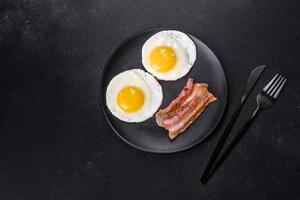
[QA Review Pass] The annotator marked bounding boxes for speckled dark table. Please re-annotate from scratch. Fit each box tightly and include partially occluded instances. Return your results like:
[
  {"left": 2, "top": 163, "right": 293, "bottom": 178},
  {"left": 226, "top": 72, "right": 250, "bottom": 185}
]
[{"left": 1, "top": 0, "right": 300, "bottom": 199}]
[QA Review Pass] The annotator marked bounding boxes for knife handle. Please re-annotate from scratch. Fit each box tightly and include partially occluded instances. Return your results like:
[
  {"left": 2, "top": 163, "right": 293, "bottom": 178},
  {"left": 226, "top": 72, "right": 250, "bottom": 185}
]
[
  {"left": 201, "top": 98, "right": 245, "bottom": 183},
  {"left": 201, "top": 106, "right": 261, "bottom": 184}
]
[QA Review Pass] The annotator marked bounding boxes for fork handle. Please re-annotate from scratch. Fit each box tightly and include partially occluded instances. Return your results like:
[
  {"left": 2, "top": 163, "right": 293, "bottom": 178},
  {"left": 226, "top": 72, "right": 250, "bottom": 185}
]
[
  {"left": 201, "top": 100, "right": 245, "bottom": 182},
  {"left": 201, "top": 106, "right": 261, "bottom": 183}
]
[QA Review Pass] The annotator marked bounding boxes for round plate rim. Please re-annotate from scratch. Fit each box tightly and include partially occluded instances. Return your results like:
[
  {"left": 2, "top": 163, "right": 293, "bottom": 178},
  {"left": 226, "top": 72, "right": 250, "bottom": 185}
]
[{"left": 100, "top": 27, "right": 228, "bottom": 154}]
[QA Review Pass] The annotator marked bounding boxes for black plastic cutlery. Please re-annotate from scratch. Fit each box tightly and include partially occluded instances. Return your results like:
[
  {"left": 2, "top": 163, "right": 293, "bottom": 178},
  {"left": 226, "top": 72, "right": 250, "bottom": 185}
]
[
  {"left": 201, "top": 65, "right": 266, "bottom": 183},
  {"left": 201, "top": 73, "right": 286, "bottom": 184}
]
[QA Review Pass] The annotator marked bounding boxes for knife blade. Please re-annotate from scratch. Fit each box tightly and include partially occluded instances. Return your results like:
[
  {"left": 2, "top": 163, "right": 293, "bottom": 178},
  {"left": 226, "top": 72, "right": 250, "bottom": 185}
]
[
  {"left": 241, "top": 65, "right": 266, "bottom": 103},
  {"left": 201, "top": 65, "right": 266, "bottom": 184}
]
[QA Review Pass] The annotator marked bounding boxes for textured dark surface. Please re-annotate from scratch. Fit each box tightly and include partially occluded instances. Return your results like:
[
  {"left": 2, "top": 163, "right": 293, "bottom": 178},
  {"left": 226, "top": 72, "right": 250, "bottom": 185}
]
[{"left": 0, "top": 0, "right": 300, "bottom": 199}]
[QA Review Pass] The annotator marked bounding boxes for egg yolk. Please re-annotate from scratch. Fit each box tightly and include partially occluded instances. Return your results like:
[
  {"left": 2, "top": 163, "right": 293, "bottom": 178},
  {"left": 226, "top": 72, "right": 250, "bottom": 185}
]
[
  {"left": 149, "top": 46, "right": 177, "bottom": 72},
  {"left": 117, "top": 86, "right": 145, "bottom": 113}
]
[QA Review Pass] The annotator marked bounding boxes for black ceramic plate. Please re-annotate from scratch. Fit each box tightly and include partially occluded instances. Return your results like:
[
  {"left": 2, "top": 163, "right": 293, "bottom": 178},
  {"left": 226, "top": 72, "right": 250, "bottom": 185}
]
[{"left": 101, "top": 28, "right": 227, "bottom": 153}]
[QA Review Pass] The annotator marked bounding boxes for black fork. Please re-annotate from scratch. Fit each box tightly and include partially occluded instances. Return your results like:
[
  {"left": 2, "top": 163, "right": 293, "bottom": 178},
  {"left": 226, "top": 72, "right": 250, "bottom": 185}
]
[{"left": 201, "top": 74, "right": 287, "bottom": 184}]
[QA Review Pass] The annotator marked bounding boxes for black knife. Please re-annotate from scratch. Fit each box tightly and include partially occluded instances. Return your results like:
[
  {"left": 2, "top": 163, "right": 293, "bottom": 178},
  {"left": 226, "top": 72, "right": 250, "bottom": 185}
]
[{"left": 201, "top": 65, "right": 266, "bottom": 184}]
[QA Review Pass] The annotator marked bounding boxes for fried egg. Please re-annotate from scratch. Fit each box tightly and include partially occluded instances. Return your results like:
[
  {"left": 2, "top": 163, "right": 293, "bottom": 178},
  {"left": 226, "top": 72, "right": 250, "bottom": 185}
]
[
  {"left": 106, "top": 69, "right": 163, "bottom": 123},
  {"left": 142, "top": 30, "right": 197, "bottom": 81}
]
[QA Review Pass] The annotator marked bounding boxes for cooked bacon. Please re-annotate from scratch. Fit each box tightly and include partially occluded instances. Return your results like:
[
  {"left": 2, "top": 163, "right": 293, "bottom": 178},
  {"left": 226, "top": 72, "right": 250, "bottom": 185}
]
[{"left": 155, "top": 78, "right": 217, "bottom": 140}]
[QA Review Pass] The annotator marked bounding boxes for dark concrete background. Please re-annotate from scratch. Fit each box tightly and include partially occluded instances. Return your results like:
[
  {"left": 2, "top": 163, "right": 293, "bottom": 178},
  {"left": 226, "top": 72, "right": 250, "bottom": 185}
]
[{"left": 0, "top": 0, "right": 300, "bottom": 199}]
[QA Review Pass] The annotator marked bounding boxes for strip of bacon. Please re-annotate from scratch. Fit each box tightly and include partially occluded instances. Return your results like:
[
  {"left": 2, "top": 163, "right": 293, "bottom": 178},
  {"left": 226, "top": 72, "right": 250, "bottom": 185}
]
[{"left": 155, "top": 78, "right": 217, "bottom": 140}]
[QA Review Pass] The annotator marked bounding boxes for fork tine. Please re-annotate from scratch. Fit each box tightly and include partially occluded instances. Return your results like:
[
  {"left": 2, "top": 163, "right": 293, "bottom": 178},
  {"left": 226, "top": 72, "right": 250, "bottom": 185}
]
[
  {"left": 266, "top": 74, "right": 282, "bottom": 95},
  {"left": 263, "top": 74, "right": 279, "bottom": 93},
  {"left": 273, "top": 78, "right": 286, "bottom": 99},
  {"left": 270, "top": 76, "right": 284, "bottom": 97}
]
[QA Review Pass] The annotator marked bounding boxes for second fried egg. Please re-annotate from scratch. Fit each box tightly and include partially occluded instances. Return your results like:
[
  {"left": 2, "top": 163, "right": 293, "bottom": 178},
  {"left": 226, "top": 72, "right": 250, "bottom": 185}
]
[{"left": 142, "top": 30, "right": 197, "bottom": 81}]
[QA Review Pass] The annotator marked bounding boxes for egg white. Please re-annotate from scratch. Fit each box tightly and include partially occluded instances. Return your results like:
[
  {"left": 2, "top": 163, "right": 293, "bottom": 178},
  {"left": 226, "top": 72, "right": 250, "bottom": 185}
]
[
  {"left": 106, "top": 69, "right": 163, "bottom": 123},
  {"left": 142, "top": 30, "right": 197, "bottom": 81}
]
